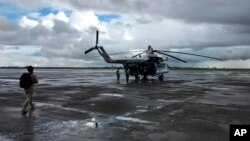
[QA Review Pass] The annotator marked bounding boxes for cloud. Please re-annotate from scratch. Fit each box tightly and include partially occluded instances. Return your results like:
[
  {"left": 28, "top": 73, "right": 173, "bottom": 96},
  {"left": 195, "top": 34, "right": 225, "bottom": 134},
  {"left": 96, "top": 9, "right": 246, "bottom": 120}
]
[
  {"left": 19, "top": 16, "right": 39, "bottom": 28},
  {"left": 0, "top": 16, "right": 18, "bottom": 31},
  {"left": 1, "top": 0, "right": 44, "bottom": 10},
  {"left": 48, "top": 0, "right": 250, "bottom": 25},
  {"left": 0, "top": 1, "right": 250, "bottom": 68}
]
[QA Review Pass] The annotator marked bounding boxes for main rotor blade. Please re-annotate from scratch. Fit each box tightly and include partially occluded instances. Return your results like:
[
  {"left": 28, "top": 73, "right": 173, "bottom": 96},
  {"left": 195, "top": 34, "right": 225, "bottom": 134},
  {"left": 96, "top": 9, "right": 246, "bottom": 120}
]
[
  {"left": 88, "top": 51, "right": 132, "bottom": 57},
  {"left": 86, "top": 51, "right": 139, "bottom": 58},
  {"left": 131, "top": 52, "right": 145, "bottom": 58},
  {"left": 85, "top": 47, "right": 95, "bottom": 54},
  {"left": 157, "top": 50, "right": 222, "bottom": 60},
  {"left": 108, "top": 51, "right": 132, "bottom": 56},
  {"left": 96, "top": 30, "right": 99, "bottom": 45},
  {"left": 156, "top": 51, "right": 187, "bottom": 63}
]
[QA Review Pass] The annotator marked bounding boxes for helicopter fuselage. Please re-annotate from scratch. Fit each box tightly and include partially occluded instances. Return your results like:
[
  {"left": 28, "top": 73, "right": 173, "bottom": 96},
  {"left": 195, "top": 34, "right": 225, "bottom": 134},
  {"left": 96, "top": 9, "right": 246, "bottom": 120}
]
[{"left": 124, "top": 56, "right": 169, "bottom": 77}]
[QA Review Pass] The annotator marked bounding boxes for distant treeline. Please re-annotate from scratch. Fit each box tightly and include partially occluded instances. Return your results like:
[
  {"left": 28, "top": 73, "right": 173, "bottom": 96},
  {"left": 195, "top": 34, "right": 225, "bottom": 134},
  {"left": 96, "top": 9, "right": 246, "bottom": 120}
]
[{"left": 0, "top": 66, "right": 249, "bottom": 71}]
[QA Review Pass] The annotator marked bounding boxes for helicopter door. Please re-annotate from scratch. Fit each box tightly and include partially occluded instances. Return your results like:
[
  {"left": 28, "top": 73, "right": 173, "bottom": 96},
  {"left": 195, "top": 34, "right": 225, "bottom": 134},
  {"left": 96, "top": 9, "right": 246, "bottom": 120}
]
[{"left": 156, "top": 63, "right": 169, "bottom": 74}]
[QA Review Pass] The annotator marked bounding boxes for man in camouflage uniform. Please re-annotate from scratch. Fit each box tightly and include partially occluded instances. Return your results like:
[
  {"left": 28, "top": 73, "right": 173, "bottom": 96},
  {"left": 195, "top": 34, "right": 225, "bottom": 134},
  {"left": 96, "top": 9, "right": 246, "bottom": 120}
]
[{"left": 22, "top": 66, "right": 38, "bottom": 114}]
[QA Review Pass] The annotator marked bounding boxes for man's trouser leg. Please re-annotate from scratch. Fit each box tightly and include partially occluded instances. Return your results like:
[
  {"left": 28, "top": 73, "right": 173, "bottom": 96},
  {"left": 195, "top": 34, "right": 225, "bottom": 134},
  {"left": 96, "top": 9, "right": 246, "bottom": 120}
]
[{"left": 22, "top": 89, "right": 33, "bottom": 112}]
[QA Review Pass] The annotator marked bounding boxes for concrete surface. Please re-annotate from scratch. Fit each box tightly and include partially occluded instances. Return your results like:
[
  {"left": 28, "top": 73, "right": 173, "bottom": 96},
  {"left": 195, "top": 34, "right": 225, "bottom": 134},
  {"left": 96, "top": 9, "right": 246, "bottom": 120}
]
[{"left": 0, "top": 69, "right": 249, "bottom": 141}]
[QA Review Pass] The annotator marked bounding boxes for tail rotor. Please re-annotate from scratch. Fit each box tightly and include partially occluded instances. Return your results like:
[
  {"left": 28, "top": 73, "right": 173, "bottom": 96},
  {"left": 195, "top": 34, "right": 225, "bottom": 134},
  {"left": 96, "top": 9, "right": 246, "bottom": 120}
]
[
  {"left": 85, "top": 30, "right": 99, "bottom": 54},
  {"left": 96, "top": 30, "right": 99, "bottom": 46}
]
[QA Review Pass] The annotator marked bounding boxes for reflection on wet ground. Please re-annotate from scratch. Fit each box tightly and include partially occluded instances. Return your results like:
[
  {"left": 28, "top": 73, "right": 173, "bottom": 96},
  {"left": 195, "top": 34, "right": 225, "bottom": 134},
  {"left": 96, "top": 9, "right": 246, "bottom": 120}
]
[{"left": 0, "top": 69, "right": 250, "bottom": 141}]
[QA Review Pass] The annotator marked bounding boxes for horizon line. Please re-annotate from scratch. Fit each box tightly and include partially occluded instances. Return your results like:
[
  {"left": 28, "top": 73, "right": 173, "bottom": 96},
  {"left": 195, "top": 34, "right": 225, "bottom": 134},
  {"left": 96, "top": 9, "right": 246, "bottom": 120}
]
[{"left": 0, "top": 66, "right": 249, "bottom": 70}]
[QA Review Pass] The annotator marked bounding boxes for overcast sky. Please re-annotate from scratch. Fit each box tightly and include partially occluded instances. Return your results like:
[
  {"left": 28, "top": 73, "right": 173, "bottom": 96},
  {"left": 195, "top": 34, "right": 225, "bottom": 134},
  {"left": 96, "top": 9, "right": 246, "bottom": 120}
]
[{"left": 0, "top": 0, "right": 250, "bottom": 68}]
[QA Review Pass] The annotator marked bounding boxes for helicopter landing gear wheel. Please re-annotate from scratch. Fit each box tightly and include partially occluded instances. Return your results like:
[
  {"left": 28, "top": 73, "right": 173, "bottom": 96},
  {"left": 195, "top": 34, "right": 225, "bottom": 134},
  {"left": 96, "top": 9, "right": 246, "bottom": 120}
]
[{"left": 158, "top": 74, "right": 164, "bottom": 81}]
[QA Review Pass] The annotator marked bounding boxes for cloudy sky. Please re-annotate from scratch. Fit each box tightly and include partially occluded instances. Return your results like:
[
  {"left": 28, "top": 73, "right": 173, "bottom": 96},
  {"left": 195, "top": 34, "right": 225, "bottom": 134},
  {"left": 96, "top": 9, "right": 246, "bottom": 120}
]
[{"left": 0, "top": 0, "right": 250, "bottom": 68}]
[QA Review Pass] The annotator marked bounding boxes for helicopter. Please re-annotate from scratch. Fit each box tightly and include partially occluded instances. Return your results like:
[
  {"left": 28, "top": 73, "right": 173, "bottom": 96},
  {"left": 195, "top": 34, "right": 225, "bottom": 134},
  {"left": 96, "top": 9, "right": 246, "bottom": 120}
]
[{"left": 85, "top": 31, "right": 222, "bottom": 81}]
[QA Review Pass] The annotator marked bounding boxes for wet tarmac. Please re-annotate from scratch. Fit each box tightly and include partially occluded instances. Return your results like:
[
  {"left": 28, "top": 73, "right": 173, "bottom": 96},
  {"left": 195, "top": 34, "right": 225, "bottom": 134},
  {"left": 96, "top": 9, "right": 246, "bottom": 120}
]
[{"left": 0, "top": 69, "right": 250, "bottom": 141}]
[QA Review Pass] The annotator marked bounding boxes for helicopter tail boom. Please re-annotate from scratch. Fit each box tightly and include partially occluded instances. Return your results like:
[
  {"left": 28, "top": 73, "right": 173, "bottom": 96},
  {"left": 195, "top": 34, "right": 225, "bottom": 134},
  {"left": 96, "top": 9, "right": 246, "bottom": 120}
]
[
  {"left": 96, "top": 46, "right": 114, "bottom": 63},
  {"left": 85, "top": 46, "right": 115, "bottom": 63}
]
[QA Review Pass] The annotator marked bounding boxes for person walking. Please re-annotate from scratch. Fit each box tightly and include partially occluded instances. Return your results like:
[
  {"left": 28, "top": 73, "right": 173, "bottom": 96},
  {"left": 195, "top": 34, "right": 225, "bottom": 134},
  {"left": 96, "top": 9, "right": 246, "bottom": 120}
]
[
  {"left": 116, "top": 68, "right": 120, "bottom": 82},
  {"left": 125, "top": 68, "right": 130, "bottom": 84},
  {"left": 20, "top": 66, "right": 38, "bottom": 114}
]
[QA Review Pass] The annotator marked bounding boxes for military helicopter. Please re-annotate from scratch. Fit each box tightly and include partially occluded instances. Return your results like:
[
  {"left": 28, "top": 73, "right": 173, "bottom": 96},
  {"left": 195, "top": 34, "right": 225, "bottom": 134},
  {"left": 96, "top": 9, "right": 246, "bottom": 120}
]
[{"left": 85, "top": 31, "right": 221, "bottom": 81}]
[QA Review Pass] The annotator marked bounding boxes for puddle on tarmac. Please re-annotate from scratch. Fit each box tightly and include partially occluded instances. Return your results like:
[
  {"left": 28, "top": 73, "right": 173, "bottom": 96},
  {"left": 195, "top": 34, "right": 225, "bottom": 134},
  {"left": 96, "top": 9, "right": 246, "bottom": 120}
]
[
  {"left": 115, "top": 116, "right": 153, "bottom": 123},
  {"left": 99, "top": 93, "right": 124, "bottom": 97},
  {"left": 0, "top": 97, "right": 7, "bottom": 100},
  {"left": 0, "top": 134, "right": 12, "bottom": 141},
  {"left": 35, "top": 115, "right": 156, "bottom": 138},
  {"left": 35, "top": 102, "right": 89, "bottom": 114}
]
